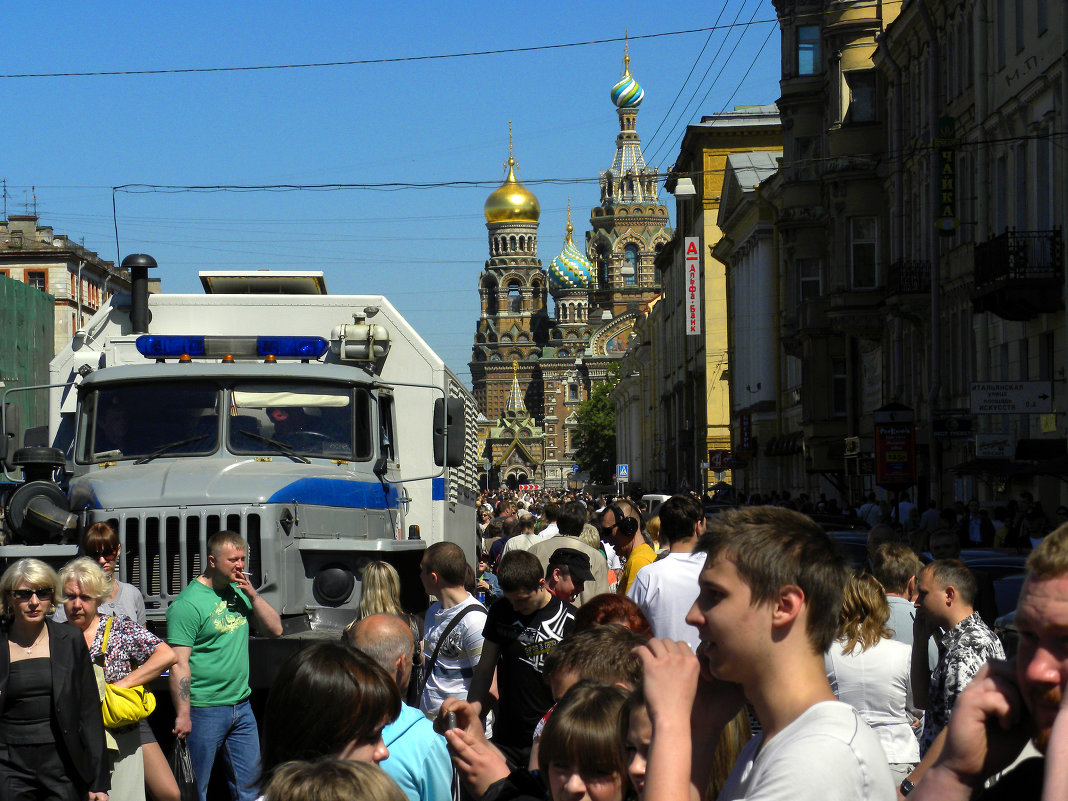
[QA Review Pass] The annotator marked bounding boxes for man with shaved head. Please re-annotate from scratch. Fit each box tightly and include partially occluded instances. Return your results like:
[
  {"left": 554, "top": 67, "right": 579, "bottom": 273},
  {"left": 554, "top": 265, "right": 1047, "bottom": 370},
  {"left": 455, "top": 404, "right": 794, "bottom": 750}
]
[{"left": 347, "top": 614, "right": 452, "bottom": 801}]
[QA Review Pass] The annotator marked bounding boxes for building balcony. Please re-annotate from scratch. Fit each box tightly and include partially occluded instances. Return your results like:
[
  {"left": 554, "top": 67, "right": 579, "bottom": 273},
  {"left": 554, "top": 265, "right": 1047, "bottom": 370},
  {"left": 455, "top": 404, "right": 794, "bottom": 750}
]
[
  {"left": 973, "top": 229, "right": 1064, "bottom": 321},
  {"left": 825, "top": 288, "right": 885, "bottom": 339},
  {"left": 887, "top": 259, "right": 931, "bottom": 295}
]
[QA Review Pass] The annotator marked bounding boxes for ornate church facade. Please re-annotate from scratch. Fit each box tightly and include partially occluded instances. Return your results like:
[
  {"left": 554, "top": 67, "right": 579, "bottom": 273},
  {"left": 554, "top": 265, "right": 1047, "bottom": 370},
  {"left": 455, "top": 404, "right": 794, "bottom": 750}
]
[{"left": 471, "top": 46, "right": 672, "bottom": 491}]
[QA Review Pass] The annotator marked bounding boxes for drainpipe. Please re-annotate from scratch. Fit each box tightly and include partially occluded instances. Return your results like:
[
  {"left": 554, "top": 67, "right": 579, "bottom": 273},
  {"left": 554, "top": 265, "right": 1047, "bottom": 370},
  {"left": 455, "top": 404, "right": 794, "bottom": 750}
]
[{"left": 918, "top": 0, "right": 942, "bottom": 501}]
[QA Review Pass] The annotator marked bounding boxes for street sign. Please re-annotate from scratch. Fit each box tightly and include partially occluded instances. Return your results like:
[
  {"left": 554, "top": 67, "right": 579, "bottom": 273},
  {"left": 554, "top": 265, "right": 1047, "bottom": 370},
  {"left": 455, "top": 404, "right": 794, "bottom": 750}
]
[
  {"left": 518, "top": 484, "right": 541, "bottom": 491},
  {"left": 571, "top": 465, "right": 580, "bottom": 473},
  {"left": 616, "top": 464, "right": 629, "bottom": 480},
  {"left": 970, "top": 381, "right": 1053, "bottom": 414},
  {"left": 708, "top": 450, "right": 731, "bottom": 470}
]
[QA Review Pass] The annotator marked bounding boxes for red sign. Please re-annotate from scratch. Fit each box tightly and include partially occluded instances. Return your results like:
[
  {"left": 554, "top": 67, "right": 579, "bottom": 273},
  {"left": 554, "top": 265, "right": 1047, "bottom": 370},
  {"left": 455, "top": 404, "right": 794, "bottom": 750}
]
[
  {"left": 518, "top": 484, "right": 540, "bottom": 491},
  {"left": 874, "top": 423, "right": 916, "bottom": 489},
  {"left": 685, "top": 237, "right": 701, "bottom": 336},
  {"left": 708, "top": 450, "right": 732, "bottom": 470}
]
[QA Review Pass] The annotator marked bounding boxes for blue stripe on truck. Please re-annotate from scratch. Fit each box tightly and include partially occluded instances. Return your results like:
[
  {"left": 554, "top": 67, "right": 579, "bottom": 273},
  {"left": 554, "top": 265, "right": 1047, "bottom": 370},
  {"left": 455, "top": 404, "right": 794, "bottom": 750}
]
[
  {"left": 431, "top": 477, "right": 446, "bottom": 501},
  {"left": 268, "top": 478, "right": 400, "bottom": 509}
]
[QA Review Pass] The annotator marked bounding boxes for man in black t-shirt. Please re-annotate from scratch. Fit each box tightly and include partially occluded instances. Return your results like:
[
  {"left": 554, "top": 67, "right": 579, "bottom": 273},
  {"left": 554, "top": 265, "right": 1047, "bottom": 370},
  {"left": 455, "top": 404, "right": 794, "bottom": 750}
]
[{"left": 467, "top": 550, "right": 576, "bottom": 767}]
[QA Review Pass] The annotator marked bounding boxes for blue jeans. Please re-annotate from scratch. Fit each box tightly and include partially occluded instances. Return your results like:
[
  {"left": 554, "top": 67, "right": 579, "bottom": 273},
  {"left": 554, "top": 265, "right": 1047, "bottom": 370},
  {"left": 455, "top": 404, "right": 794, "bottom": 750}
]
[{"left": 188, "top": 700, "right": 261, "bottom": 801}]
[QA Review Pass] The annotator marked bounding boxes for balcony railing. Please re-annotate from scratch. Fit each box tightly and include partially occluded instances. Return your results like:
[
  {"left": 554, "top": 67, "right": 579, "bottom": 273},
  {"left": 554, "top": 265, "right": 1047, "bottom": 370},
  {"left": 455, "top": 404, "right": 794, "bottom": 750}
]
[
  {"left": 975, "top": 229, "right": 1063, "bottom": 286},
  {"left": 887, "top": 259, "right": 931, "bottom": 295},
  {"left": 973, "top": 229, "right": 1064, "bottom": 321}
]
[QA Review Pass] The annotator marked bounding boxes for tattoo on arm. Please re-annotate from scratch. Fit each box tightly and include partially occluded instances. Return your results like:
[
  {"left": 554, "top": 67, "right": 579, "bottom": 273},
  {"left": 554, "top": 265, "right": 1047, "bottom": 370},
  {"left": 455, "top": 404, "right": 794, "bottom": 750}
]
[{"left": 179, "top": 677, "right": 190, "bottom": 701}]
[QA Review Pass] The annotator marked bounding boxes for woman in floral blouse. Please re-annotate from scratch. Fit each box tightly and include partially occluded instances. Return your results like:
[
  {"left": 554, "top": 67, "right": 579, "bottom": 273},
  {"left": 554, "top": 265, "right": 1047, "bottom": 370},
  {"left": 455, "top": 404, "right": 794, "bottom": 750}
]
[{"left": 60, "top": 558, "right": 176, "bottom": 801}]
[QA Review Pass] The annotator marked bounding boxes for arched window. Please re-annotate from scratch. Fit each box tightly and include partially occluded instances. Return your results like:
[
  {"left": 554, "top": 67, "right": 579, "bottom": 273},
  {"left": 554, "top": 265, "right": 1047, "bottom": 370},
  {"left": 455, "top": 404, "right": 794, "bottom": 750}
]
[
  {"left": 508, "top": 281, "right": 521, "bottom": 312},
  {"left": 623, "top": 244, "right": 639, "bottom": 286},
  {"left": 485, "top": 282, "right": 498, "bottom": 315},
  {"left": 510, "top": 235, "right": 517, "bottom": 252}
]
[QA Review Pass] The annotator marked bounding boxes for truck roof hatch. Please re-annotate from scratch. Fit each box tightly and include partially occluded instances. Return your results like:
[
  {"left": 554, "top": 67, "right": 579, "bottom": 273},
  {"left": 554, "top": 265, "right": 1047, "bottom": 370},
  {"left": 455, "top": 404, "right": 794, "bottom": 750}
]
[{"left": 199, "top": 271, "right": 328, "bottom": 295}]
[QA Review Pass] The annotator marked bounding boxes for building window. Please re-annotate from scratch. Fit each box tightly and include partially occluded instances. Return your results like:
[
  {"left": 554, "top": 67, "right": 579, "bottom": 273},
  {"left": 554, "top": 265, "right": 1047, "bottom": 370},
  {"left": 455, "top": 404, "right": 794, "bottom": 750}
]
[
  {"left": 1038, "top": 0, "right": 1047, "bottom": 33},
  {"left": 797, "top": 26, "right": 821, "bottom": 76},
  {"left": 0, "top": 269, "right": 9, "bottom": 279},
  {"left": 831, "top": 358, "right": 848, "bottom": 418},
  {"left": 996, "top": 0, "right": 1006, "bottom": 69},
  {"left": 799, "top": 258, "right": 821, "bottom": 301},
  {"left": 850, "top": 217, "right": 878, "bottom": 289},
  {"left": 622, "top": 244, "right": 639, "bottom": 286},
  {"left": 1015, "top": 0, "right": 1025, "bottom": 52},
  {"left": 794, "top": 136, "right": 820, "bottom": 180},
  {"left": 508, "top": 281, "right": 521, "bottom": 313},
  {"left": 568, "top": 383, "right": 579, "bottom": 402},
  {"left": 844, "top": 71, "right": 877, "bottom": 123},
  {"left": 25, "top": 270, "right": 47, "bottom": 292}
]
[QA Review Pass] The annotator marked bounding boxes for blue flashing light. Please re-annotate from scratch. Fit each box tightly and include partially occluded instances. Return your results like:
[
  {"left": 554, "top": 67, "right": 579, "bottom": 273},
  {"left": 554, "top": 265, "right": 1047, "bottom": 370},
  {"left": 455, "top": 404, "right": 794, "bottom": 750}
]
[
  {"left": 257, "top": 336, "right": 329, "bottom": 359},
  {"left": 136, "top": 335, "right": 206, "bottom": 358}
]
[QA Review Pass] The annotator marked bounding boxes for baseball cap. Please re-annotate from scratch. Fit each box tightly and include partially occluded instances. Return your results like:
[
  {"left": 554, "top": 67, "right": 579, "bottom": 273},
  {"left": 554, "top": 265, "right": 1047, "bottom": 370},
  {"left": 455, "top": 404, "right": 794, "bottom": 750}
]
[{"left": 547, "top": 547, "right": 595, "bottom": 583}]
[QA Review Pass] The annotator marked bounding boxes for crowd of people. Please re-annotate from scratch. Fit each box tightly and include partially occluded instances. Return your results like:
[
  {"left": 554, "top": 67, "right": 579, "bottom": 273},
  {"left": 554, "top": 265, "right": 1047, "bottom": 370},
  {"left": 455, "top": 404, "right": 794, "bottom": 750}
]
[{"left": 2, "top": 485, "right": 1066, "bottom": 800}]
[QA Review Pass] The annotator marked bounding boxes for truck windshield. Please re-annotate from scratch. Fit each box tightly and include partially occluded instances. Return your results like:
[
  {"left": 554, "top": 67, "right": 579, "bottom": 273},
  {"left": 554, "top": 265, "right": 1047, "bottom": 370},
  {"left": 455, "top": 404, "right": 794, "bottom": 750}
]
[
  {"left": 79, "top": 382, "right": 220, "bottom": 463},
  {"left": 228, "top": 382, "right": 371, "bottom": 460}
]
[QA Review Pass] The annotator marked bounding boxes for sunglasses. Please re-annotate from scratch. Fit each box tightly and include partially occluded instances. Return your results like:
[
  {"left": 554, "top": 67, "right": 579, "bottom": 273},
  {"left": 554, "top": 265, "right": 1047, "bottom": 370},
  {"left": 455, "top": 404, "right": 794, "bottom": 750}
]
[
  {"left": 9, "top": 587, "right": 54, "bottom": 602},
  {"left": 87, "top": 549, "right": 117, "bottom": 560}
]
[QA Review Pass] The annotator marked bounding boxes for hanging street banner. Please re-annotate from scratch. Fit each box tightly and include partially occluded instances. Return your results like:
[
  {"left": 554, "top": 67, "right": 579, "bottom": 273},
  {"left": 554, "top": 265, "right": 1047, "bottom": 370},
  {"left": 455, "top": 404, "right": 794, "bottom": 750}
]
[{"left": 685, "top": 237, "right": 701, "bottom": 336}]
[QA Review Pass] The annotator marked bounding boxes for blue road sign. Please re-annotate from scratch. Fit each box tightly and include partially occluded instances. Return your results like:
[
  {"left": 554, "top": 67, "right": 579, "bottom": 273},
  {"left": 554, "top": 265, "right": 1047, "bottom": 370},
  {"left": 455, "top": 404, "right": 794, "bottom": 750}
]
[
  {"left": 571, "top": 464, "right": 580, "bottom": 473},
  {"left": 617, "top": 464, "right": 629, "bottom": 479}
]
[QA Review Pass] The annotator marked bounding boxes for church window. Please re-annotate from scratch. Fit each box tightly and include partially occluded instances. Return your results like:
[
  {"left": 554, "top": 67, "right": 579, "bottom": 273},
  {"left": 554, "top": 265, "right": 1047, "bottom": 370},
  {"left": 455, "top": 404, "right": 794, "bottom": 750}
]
[
  {"left": 568, "top": 384, "right": 579, "bottom": 402},
  {"left": 508, "top": 281, "right": 521, "bottom": 312},
  {"left": 560, "top": 305, "right": 568, "bottom": 323},
  {"left": 510, "top": 236, "right": 517, "bottom": 252},
  {"left": 486, "top": 285, "right": 498, "bottom": 315},
  {"left": 623, "top": 244, "right": 639, "bottom": 286}
]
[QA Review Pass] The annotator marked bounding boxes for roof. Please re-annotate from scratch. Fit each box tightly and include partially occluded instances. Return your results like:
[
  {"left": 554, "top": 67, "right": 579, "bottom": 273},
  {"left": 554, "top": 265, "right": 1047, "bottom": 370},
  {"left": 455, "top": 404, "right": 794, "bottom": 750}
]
[
  {"left": 723, "top": 151, "right": 783, "bottom": 192},
  {"left": 696, "top": 105, "right": 780, "bottom": 128}
]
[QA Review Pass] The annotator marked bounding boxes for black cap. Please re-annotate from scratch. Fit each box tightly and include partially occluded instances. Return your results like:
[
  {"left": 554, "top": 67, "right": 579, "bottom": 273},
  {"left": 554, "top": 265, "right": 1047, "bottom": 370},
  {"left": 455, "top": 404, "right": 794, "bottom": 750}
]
[{"left": 548, "top": 547, "right": 595, "bottom": 583}]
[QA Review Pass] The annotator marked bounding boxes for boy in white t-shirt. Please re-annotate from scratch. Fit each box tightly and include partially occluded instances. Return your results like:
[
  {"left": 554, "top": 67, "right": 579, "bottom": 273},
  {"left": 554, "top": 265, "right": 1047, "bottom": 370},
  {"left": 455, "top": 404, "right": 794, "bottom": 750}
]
[
  {"left": 637, "top": 505, "right": 896, "bottom": 801},
  {"left": 418, "top": 542, "right": 488, "bottom": 717}
]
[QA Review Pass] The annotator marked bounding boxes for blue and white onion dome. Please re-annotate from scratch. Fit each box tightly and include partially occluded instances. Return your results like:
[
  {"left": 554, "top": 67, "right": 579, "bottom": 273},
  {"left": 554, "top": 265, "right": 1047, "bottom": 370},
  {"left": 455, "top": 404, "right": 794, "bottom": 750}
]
[
  {"left": 549, "top": 206, "right": 592, "bottom": 292},
  {"left": 611, "top": 51, "right": 644, "bottom": 108}
]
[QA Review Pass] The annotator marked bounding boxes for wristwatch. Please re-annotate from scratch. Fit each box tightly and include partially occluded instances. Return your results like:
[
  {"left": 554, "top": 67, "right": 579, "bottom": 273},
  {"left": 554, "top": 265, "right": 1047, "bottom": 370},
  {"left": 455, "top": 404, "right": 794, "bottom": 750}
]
[{"left": 899, "top": 779, "right": 915, "bottom": 796}]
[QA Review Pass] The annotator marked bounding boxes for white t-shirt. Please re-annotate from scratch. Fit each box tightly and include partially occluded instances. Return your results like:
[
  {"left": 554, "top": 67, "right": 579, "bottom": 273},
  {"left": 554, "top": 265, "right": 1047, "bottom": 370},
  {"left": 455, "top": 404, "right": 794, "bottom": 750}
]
[
  {"left": 825, "top": 638, "right": 919, "bottom": 764},
  {"left": 626, "top": 551, "right": 704, "bottom": 651},
  {"left": 420, "top": 595, "right": 487, "bottom": 717},
  {"left": 537, "top": 522, "right": 559, "bottom": 540},
  {"left": 717, "top": 701, "right": 895, "bottom": 801}
]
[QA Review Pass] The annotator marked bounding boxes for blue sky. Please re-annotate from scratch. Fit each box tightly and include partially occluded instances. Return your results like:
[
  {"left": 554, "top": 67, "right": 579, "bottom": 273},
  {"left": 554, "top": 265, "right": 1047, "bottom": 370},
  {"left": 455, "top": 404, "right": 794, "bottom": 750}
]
[{"left": 2, "top": 1, "right": 781, "bottom": 387}]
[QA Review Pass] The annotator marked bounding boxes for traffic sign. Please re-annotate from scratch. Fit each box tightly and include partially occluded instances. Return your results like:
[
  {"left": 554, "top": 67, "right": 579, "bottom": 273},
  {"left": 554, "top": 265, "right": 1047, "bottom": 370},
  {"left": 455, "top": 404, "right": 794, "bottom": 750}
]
[
  {"left": 616, "top": 464, "right": 629, "bottom": 480},
  {"left": 970, "top": 381, "right": 1053, "bottom": 414},
  {"left": 708, "top": 451, "right": 731, "bottom": 470},
  {"left": 571, "top": 465, "right": 580, "bottom": 473}
]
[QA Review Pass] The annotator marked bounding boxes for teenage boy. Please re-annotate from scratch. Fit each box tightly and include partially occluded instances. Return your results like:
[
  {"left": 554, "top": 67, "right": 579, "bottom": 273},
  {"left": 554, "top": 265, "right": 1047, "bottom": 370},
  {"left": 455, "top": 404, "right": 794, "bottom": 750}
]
[
  {"left": 544, "top": 547, "right": 595, "bottom": 604},
  {"left": 418, "top": 542, "right": 488, "bottom": 718},
  {"left": 637, "top": 505, "right": 895, "bottom": 800},
  {"left": 467, "top": 550, "right": 576, "bottom": 767}
]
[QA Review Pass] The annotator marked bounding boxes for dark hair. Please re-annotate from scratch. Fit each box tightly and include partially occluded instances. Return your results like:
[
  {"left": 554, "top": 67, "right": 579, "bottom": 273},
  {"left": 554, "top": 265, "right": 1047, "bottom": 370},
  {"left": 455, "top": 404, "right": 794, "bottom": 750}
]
[
  {"left": 658, "top": 495, "right": 704, "bottom": 545},
  {"left": 557, "top": 501, "right": 588, "bottom": 537},
  {"left": 871, "top": 542, "right": 922, "bottom": 595},
  {"left": 423, "top": 541, "right": 467, "bottom": 587},
  {"left": 544, "top": 624, "right": 646, "bottom": 688},
  {"left": 573, "top": 593, "right": 653, "bottom": 638},
  {"left": 497, "top": 550, "right": 544, "bottom": 592},
  {"left": 542, "top": 503, "right": 561, "bottom": 523},
  {"left": 696, "top": 506, "right": 847, "bottom": 654},
  {"left": 82, "top": 522, "right": 119, "bottom": 555},
  {"left": 538, "top": 681, "right": 629, "bottom": 781},
  {"left": 261, "top": 642, "right": 401, "bottom": 782},
  {"left": 923, "top": 559, "right": 978, "bottom": 606}
]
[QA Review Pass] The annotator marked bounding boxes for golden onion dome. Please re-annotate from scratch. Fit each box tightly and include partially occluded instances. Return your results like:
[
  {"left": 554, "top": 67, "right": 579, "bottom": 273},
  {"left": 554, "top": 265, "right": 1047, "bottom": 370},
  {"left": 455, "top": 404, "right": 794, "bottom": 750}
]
[{"left": 484, "top": 156, "right": 541, "bottom": 223}]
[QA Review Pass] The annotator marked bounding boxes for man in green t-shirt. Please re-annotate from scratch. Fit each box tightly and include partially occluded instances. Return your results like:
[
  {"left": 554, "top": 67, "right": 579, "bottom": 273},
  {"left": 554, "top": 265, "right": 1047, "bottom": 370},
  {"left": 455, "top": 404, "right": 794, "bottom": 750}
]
[{"left": 166, "top": 531, "right": 282, "bottom": 801}]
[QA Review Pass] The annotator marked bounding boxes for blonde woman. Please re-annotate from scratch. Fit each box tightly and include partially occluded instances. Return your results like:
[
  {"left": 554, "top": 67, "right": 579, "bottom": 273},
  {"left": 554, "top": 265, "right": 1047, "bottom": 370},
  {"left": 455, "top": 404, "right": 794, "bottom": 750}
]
[
  {"left": 824, "top": 573, "right": 918, "bottom": 783},
  {"left": 59, "top": 558, "right": 176, "bottom": 801},
  {"left": 0, "top": 558, "right": 109, "bottom": 801},
  {"left": 347, "top": 562, "right": 422, "bottom": 705}
]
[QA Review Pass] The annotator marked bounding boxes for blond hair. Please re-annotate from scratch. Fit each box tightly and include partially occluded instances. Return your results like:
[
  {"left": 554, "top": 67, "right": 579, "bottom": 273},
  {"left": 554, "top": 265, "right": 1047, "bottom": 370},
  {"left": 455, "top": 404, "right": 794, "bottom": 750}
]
[
  {"left": 836, "top": 573, "right": 892, "bottom": 654},
  {"left": 1027, "top": 522, "right": 1068, "bottom": 580},
  {"left": 263, "top": 758, "right": 406, "bottom": 801},
  {"left": 357, "top": 561, "right": 405, "bottom": 618},
  {"left": 0, "top": 559, "right": 61, "bottom": 618},
  {"left": 58, "top": 557, "right": 112, "bottom": 603}
]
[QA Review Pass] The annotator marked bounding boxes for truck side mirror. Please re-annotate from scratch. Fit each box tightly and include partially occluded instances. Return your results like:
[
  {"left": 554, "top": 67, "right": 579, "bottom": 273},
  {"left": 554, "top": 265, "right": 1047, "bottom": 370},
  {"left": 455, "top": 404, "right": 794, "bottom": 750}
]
[
  {"left": 1, "top": 403, "right": 20, "bottom": 472},
  {"left": 433, "top": 397, "right": 466, "bottom": 468}
]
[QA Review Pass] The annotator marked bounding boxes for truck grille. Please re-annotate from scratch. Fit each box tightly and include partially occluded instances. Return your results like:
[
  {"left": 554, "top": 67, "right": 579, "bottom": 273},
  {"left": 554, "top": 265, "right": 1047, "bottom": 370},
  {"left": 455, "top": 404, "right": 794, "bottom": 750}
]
[{"left": 101, "top": 509, "right": 262, "bottom": 611}]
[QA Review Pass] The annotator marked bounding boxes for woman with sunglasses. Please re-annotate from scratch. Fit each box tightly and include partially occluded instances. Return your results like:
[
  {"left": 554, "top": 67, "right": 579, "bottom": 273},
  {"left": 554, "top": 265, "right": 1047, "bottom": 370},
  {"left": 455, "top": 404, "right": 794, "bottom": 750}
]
[
  {"left": 55, "top": 522, "right": 145, "bottom": 625},
  {"left": 0, "top": 557, "right": 110, "bottom": 801}
]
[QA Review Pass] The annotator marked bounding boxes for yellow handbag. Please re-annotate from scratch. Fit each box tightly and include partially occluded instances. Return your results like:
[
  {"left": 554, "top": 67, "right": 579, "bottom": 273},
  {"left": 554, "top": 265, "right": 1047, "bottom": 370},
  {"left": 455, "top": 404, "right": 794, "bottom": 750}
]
[{"left": 99, "top": 615, "right": 157, "bottom": 729}]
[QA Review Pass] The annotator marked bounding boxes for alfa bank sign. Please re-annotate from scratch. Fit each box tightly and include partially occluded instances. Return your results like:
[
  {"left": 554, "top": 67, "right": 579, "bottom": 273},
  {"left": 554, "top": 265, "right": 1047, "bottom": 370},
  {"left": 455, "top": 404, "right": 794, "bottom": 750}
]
[{"left": 685, "top": 237, "right": 701, "bottom": 336}]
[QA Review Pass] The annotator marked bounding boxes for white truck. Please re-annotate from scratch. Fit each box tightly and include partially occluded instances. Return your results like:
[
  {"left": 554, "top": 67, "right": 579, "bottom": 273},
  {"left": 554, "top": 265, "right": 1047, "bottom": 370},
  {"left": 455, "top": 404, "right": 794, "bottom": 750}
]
[{"left": 1, "top": 256, "right": 479, "bottom": 642}]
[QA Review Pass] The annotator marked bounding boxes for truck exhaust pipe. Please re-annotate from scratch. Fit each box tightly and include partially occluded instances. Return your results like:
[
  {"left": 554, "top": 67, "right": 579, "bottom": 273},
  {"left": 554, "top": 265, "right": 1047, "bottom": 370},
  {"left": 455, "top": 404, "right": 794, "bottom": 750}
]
[{"left": 122, "top": 253, "right": 157, "bottom": 334}]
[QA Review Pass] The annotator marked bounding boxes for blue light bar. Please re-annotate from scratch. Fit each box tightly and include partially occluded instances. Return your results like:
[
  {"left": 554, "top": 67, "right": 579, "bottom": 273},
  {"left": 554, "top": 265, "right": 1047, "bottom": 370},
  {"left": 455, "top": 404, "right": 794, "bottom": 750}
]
[
  {"left": 136, "top": 335, "right": 206, "bottom": 358},
  {"left": 136, "top": 334, "right": 328, "bottom": 360},
  {"left": 257, "top": 336, "right": 329, "bottom": 359}
]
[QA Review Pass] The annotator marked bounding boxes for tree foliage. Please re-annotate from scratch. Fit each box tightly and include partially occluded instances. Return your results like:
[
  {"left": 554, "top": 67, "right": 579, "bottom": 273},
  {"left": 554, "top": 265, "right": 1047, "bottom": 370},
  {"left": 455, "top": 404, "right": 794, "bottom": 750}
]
[{"left": 573, "top": 379, "right": 617, "bottom": 484}]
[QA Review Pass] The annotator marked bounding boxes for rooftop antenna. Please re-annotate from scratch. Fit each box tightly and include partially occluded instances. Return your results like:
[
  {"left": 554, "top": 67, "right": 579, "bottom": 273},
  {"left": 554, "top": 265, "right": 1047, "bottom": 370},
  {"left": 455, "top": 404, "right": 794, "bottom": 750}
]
[
  {"left": 31, "top": 186, "right": 37, "bottom": 218},
  {"left": 1, "top": 179, "right": 7, "bottom": 221}
]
